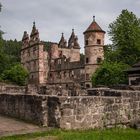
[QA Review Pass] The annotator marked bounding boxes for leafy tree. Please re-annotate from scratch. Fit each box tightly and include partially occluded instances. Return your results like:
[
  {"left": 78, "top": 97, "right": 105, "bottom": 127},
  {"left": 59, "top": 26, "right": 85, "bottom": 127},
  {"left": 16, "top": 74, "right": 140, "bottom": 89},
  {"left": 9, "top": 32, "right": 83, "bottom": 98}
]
[
  {"left": 108, "top": 9, "right": 140, "bottom": 65},
  {"left": 0, "top": 3, "right": 3, "bottom": 40},
  {"left": 92, "top": 62, "right": 129, "bottom": 86},
  {"left": 1, "top": 64, "right": 28, "bottom": 86}
]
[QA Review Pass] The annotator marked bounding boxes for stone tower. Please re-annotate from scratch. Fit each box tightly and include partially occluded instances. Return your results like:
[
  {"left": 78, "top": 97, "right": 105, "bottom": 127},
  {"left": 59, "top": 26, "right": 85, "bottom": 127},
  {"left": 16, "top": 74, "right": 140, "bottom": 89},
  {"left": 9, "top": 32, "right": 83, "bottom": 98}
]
[
  {"left": 84, "top": 16, "right": 105, "bottom": 88},
  {"left": 21, "top": 22, "right": 48, "bottom": 85}
]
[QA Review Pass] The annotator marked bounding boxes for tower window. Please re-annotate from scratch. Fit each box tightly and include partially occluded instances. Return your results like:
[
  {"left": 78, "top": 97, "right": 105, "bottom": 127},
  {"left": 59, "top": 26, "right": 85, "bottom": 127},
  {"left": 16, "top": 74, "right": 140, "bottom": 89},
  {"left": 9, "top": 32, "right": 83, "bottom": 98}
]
[
  {"left": 97, "top": 57, "right": 102, "bottom": 63},
  {"left": 97, "top": 39, "right": 101, "bottom": 45},
  {"left": 85, "top": 40, "right": 88, "bottom": 45},
  {"left": 86, "top": 57, "right": 89, "bottom": 63}
]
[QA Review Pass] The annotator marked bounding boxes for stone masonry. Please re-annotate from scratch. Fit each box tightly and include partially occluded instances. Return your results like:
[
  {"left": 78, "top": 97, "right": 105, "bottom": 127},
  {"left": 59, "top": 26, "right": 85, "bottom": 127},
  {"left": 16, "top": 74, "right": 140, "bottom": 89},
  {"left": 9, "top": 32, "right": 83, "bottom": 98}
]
[
  {"left": 21, "top": 17, "right": 105, "bottom": 88},
  {"left": 0, "top": 88, "right": 140, "bottom": 129}
]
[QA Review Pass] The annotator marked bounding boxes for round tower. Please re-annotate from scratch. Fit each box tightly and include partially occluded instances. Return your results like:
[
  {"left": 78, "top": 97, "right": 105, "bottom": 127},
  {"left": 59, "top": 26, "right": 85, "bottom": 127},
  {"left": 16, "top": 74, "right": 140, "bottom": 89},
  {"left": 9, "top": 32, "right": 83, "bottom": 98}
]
[{"left": 84, "top": 16, "right": 105, "bottom": 88}]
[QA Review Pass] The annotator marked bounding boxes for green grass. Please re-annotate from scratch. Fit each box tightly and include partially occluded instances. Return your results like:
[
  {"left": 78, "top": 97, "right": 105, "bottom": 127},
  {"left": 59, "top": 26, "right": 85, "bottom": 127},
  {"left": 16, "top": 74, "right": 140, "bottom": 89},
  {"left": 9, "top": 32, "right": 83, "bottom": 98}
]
[{"left": 0, "top": 128, "right": 140, "bottom": 140}]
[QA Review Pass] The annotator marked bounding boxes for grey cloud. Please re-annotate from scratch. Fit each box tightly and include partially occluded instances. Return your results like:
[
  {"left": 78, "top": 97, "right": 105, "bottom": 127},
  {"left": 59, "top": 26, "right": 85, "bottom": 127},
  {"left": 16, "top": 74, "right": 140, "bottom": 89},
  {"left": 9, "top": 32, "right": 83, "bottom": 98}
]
[{"left": 1, "top": 0, "right": 140, "bottom": 51}]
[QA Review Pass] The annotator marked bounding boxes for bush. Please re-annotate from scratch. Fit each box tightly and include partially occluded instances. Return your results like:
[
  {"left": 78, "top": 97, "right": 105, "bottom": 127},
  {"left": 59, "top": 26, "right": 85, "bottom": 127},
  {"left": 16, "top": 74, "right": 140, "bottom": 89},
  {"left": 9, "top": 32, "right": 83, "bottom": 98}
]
[
  {"left": 92, "top": 62, "right": 129, "bottom": 86},
  {"left": 1, "top": 64, "right": 28, "bottom": 86}
]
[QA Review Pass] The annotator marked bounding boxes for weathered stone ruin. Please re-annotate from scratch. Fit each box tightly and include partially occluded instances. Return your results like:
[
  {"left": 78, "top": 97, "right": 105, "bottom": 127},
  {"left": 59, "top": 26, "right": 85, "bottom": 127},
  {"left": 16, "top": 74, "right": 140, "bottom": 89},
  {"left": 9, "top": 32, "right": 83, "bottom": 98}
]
[
  {"left": 0, "top": 84, "right": 140, "bottom": 129},
  {"left": 0, "top": 17, "right": 140, "bottom": 130},
  {"left": 21, "top": 16, "right": 105, "bottom": 88}
]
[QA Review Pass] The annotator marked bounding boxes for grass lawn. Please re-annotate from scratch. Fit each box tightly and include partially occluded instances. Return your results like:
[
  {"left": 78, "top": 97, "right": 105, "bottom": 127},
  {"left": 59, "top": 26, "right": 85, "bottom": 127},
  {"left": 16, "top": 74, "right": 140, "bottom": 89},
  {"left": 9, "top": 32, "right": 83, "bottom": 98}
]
[{"left": 0, "top": 128, "right": 140, "bottom": 140}]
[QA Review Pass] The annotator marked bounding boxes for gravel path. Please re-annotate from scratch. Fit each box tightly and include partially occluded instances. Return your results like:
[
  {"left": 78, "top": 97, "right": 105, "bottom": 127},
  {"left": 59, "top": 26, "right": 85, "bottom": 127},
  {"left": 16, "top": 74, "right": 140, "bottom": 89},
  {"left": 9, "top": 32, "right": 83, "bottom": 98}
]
[{"left": 0, "top": 115, "right": 47, "bottom": 137}]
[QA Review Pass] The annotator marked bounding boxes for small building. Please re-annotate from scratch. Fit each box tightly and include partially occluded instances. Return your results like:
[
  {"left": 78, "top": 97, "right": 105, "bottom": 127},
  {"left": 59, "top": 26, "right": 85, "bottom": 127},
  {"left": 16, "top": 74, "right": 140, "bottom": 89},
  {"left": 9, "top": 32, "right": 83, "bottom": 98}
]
[{"left": 127, "top": 61, "right": 140, "bottom": 85}]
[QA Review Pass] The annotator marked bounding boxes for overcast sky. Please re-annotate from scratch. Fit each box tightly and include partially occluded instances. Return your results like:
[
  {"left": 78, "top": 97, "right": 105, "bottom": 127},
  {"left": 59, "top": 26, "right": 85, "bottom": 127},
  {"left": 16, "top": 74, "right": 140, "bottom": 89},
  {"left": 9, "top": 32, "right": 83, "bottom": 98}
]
[{"left": 0, "top": 0, "right": 140, "bottom": 52}]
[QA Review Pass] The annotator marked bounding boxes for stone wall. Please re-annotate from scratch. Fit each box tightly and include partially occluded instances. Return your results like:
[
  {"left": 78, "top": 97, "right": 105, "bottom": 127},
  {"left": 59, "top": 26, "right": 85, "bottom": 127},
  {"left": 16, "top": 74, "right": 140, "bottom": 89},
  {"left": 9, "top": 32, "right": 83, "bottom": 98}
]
[
  {"left": 0, "top": 83, "right": 25, "bottom": 94},
  {"left": 48, "top": 93, "right": 140, "bottom": 129},
  {"left": 0, "top": 89, "right": 140, "bottom": 129},
  {"left": 0, "top": 94, "right": 48, "bottom": 126}
]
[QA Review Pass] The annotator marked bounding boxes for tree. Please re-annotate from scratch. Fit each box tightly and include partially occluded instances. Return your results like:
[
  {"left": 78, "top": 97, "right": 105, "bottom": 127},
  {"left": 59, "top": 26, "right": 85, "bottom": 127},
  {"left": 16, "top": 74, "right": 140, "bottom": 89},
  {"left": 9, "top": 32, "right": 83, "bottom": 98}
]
[
  {"left": 108, "top": 9, "right": 140, "bottom": 65},
  {"left": 92, "top": 62, "right": 129, "bottom": 86},
  {"left": 1, "top": 64, "right": 28, "bottom": 85},
  {"left": 0, "top": 3, "right": 3, "bottom": 40}
]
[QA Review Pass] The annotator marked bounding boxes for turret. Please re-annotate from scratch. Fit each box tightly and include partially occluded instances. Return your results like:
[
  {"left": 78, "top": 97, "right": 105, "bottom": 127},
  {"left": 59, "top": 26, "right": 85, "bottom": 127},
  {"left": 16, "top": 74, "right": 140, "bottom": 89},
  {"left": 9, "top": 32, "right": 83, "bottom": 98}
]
[
  {"left": 58, "top": 33, "right": 67, "bottom": 48},
  {"left": 30, "top": 22, "right": 40, "bottom": 43},
  {"left": 84, "top": 16, "right": 105, "bottom": 88},
  {"left": 22, "top": 31, "right": 29, "bottom": 48},
  {"left": 68, "top": 29, "right": 80, "bottom": 49}
]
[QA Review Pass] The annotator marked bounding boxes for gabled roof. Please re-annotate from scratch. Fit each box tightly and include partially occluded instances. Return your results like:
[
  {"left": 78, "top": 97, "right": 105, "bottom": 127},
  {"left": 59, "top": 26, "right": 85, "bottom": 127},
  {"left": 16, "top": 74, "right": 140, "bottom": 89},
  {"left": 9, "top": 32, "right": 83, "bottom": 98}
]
[{"left": 84, "top": 16, "right": 105, "bottom": 34}]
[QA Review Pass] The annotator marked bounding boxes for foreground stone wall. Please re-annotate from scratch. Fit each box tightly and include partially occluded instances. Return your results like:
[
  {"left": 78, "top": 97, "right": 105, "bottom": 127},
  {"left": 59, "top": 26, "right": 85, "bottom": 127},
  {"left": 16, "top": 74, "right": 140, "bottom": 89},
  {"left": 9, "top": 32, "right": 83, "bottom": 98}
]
[
  {"left": 0, "top": 94, "right": 48, "bottom": 126},
  {"left": 48, "top": 93, "right": 140, "bottom": 129},
  {"left": 0, "top": 89, "right": 140, "bottom": 129}
]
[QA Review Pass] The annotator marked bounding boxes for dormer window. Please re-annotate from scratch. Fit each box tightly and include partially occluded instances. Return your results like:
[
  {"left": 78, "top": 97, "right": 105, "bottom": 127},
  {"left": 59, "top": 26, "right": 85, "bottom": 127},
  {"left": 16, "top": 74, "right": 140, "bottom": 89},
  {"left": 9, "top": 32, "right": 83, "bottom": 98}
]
[{"left": 97, "top": 39, "right": 101, "bottom": 45}]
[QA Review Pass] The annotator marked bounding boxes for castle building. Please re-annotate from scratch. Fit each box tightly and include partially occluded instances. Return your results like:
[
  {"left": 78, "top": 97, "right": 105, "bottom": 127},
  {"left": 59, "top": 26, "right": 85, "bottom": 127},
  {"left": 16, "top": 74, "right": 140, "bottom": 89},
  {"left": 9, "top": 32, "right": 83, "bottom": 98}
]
[{"left": 21, "top": 17, "right": 105, "bottom": 88}]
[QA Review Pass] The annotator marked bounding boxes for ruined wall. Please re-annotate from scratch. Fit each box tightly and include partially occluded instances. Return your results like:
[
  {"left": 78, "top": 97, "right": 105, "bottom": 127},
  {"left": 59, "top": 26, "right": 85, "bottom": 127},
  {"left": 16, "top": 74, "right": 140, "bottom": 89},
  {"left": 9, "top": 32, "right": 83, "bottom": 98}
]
[
  {"left": 0, "top": 89, "right": 140, "bottom": 129},
  {"left": 48, "top": 90, "right": 140, "bottom": 129},
  {"left": 0, "top": 83, "right": 26, "bottom": 94},
  {"left": 0, "top": 94, "right": 48, "bottom": 126}
]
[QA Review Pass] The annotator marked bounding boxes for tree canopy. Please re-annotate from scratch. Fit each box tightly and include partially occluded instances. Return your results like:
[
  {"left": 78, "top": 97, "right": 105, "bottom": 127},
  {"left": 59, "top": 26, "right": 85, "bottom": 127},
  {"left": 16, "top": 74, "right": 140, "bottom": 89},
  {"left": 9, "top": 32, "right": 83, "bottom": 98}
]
[
  {"left": 92, "top": 9, "right": 140, "bottom": 86},
  {"left": 108, "top": 9, "right": 140, "bottom": 65},
  {"left": 1, "top": 64, "right": 28, "bottom": 85},
  {"left": 92, "top": 62, "right": 129, "bottom": 86}
]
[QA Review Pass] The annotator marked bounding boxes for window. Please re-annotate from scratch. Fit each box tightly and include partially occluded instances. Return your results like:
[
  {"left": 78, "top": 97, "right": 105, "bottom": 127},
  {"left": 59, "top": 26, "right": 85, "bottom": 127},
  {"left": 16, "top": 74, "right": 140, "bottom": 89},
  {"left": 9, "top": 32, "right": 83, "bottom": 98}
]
[
  {"left": 71, "top": 71, "right": 74, "bottom": 77},
  {"left": 97, "top": 39, "right": 101, "bottom": 45},
  {"left": 85, "top": 40, "right": 88, "bottom": 45},
  {"left": 50, "top": 73, "right": 52, "bottom": 78},
  {"left": 97, "top": 57, "right": 102, "bottom": 64},
  {"left": 58, "top": 59, "right": 61, "bottom": 65},
  {"left": 31, "top": 75, "right": 34, "bottom": 79},
  {"left": 86, "top": 57, "right": 89, "bottom": 63},
  {"left": 86, "top": 74, "right": 90, "bottom": 80},
  {"left": 86, "top": 84, "right": 90, "bottom": 88},
  {"left": 64, "top": 71, "right": 66, "bottom": 77}
]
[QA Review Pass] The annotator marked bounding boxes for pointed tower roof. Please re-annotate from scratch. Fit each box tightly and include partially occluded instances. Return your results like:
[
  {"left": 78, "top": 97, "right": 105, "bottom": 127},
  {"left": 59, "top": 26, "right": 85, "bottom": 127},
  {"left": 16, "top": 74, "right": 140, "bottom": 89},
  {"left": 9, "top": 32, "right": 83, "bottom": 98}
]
[
  {"left": 58, "top": 33, "right": 67, "bottom": 48},
  {"left": 30, "top": 21, "right": 39, "bottom": 37},
  {"left": 68, "top": 29, "right": 76, "bottom": 48},
  {"left": 69, "top": 29, "right": 75, "bottom": 42},
  {"left": 59, "top": 33, "right": 65, "bottom": 43},
  {"left": 84, "top": 16, "right": 105, "bottom": 34},
  {"left": 22, "top": 31, "right": 29, "bottom": 41}
]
